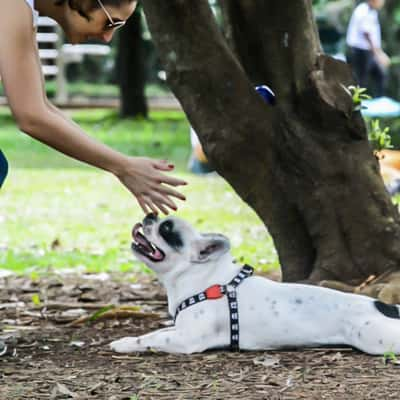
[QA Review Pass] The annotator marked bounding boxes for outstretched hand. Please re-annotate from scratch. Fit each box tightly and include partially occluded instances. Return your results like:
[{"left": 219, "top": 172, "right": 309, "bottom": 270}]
[
  {"left": 374, "top": 48, "right": 391, "bottom": 69},
  {"left": 116, "top": 157, "right": 187, "bottom": 215}
]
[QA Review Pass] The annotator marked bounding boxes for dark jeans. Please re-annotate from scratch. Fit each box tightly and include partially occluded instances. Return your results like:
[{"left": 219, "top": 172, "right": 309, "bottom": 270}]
[
  {"left": 0, "top": 150, "right": 8, "bottom": 188},
  {"left": 346, "top": 46, "right": 387, "bottom": 97}
]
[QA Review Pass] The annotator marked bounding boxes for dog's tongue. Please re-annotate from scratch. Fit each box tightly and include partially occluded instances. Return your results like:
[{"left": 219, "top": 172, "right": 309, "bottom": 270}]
[
  {"left": 132, "top": 223, "right": 165, "bottom": 261},
  {"left": 151, "top": 248, "right": 164, "bottom": 261}
]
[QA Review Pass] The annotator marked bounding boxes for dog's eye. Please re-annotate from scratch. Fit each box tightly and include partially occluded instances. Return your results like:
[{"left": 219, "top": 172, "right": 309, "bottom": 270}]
[
  {"left": 158, "top": 220, "right": 183, "bottom": 249},
  {"left": 159, "top": 221, "right": 173, "bottom": 235}
]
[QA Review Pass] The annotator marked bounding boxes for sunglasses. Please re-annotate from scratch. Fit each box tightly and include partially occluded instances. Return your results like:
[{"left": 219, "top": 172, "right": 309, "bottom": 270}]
[{"left": 96, "top": 0, "right": 126, "bottom": 30}]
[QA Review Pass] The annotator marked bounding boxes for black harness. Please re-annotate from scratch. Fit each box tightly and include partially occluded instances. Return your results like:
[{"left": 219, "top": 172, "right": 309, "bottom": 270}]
[{"left": 174, "top": 265, "right": 254, "bottom": 351}]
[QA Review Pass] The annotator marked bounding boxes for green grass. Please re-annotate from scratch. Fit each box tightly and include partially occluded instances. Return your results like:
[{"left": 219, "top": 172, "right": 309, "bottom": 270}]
[
  {"left": 0, "top": 108, "right": 278, "bottom": 275},
  {"left": 0, "top": 81, "right": 171, "bottom": 99}
]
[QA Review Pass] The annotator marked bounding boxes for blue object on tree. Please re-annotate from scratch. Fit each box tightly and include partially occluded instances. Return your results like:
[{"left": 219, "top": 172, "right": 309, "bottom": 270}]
[
  {"left": 361, "top": 97, "right": 400, "bottom": 118},
  {"left": 255, "top": 85, "right": 276, "bottom": 105}
]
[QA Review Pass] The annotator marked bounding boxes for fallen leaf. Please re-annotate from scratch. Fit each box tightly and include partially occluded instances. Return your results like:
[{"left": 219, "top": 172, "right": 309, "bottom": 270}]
[{"left": 253, "top": 355, "right": 281, "bottom": 368}]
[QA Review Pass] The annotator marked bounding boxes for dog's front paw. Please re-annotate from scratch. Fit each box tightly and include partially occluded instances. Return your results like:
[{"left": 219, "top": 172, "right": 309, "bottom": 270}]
[{"left": 109, "top": 337, "right": 143, "bottom": 353}]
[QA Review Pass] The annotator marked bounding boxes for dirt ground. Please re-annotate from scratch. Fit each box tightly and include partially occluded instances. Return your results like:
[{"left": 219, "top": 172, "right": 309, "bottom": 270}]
[{"left": 1, "top": 270, "right": 400, "bottom": 400}]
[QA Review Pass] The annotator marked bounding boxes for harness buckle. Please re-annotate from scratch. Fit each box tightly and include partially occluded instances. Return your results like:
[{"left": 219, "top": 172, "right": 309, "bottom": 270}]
[{"left": 205, "top": 285, "right": 224, "bottom": 299}]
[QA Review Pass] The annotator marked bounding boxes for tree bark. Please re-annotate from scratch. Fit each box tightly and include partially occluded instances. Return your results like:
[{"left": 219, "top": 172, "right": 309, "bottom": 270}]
[
  {"left": 117, "top": 7, "right": 148, "bottom": 118},
  {"left": 142, "top": 0, "right": 400, "bottom": 294}
]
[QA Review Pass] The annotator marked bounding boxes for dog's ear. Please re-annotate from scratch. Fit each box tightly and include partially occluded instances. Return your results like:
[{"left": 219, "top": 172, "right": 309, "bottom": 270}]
[{"left": 190, "top": 234, "right": 231, "bottom": 263}]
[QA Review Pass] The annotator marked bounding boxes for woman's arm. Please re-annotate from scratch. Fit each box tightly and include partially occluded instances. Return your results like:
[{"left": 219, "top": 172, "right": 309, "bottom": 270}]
[{"left": 0, "top": 0, "right": 186, "bottom": 214}]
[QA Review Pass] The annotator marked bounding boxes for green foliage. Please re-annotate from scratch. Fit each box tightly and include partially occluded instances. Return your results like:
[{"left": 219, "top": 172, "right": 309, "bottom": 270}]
[
  {"left": 368, "top": 119, "right": 393, "bottom": 152},
  {"left": 345, "top": 86, "right": 394, "bottom": 154},
  {"left": 347, "top": 85, "right": 371, "bottom": 112},
  {"left": 312, "top": 0, "right": 332, "bottom": 10},
  {"left": 377, "top": 117, "right": 400, "bottom": 149},
  {"left": 383, "top": 350, "right": 398, "bottom": 365},
  {"left": 31, "top": 293, "right": 42, "bottom": 307},
  {"left": 0, "top": 109, "right": 278, "bottom": 275},
  {"left": 89, "top": 305, "right": 115, "bottom": 322}
]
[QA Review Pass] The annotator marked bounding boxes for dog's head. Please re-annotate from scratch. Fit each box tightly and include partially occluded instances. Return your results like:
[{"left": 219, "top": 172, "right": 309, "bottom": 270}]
[{"left": 131, "top": 214, "right": 231, "bottom": 275}]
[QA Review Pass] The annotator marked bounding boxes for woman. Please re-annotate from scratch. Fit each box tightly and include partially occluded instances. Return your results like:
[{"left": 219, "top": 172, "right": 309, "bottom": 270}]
[{"left": 0, "top": 0, "right": 187, "bottom": 214}]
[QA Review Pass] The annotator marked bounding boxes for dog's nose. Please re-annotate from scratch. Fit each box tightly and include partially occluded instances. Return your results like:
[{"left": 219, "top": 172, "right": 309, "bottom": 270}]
[{"left": 143, "top": 213, "right": 158, "bottom": 225}]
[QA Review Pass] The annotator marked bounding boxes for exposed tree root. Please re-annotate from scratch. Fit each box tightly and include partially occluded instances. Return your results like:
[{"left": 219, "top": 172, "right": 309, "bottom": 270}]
[{"left": 319, "top": 270, "right": 400, "bottom": 304}]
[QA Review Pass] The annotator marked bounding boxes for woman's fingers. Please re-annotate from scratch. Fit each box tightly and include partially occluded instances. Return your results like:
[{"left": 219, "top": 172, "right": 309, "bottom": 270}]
[
  {"left": 151, "top": 183, "right": 186, "bottom": 201},
  {"left": 137, "top": 183, "right": 182, "bottom": 215},
  {"left": 139, "top": 158, "right": 187, "bottom": 187},
  {"left": 137, "top": 195, "right": 150, "bottom": 215},
  {"left": 155, "top": 173, "right": 188, "bottom": 188},
  {"left": 138, "top": 194, "right": 163, "bottom": 215},
  {"left": 151, "top": 191, "right": 178, "bottom": 212},
  {"left": 118, "top": 157, "right": 187, "bottom": 214},
  {"left": 146, "top": 198, "right": 161, "bottom": 215},
  {"left": 153, "top": 159, "right": 175, "bottom": 171},
  {"left": 154, "top": 201, "right": 170, "bottom": 215}
]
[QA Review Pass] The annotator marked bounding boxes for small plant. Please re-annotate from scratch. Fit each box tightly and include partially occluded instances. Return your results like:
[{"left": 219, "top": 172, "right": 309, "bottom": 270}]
[
  {"left": 31, "top": 293, "right": 42, "bottom": 307},
  {"left": 368, "top": 119, "right": 393, "bottom": 154},
  {"left": 383, "top": 350, "right": 398, "bottom": 365},
  {"left": 347, "top": 85, "right": 371, "bottom": 112},
  {"left": 88, "top": 305, "right": 115, "bottom": 322},
  {"left": 30, "top": 271, "right": 40, "bottom": 282}
]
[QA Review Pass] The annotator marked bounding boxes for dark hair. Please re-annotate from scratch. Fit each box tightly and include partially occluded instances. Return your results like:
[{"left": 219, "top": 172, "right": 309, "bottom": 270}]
[{"left": 55, "top": 0, "right": 135, "bottom": 12}]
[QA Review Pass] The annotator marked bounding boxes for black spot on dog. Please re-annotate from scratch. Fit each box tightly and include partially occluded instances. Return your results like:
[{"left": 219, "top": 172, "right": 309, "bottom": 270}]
[
  {"left": 215, "top": 322, "right": 224, "bottom": 334},
  {"left": 295, "top": 298, "right": 303, "bottom": 305},
  {"left": 374, "top": 301, "right": 400, "bottom": 319},
  {"left": 165, "top": 338, "right": 171, "bottom": 344},
  {"left": 159, "top": 220, "right": 183, "bottom": 249},
  {"left": 364, "top": 321, "right": 371, "bottom": 326},
  {"left": 136, "top": 338, "right": 141, "bottom": 345}
]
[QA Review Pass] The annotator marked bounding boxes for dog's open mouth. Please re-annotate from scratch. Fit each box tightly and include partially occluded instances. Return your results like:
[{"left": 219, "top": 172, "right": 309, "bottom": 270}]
[{"left": 131, "top": 223, "right": 165, "bottom": 262}]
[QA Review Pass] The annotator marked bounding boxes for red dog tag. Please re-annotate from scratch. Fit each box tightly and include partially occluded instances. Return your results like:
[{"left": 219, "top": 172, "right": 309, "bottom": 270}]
[{"left": 205, "top": 285, "right": 224, "bottom": 299}]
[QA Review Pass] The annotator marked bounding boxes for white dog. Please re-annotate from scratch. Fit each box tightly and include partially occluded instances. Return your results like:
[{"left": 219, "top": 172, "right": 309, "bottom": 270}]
[{"left": 110, "top": 214, "right": 400, "bottom": 355}]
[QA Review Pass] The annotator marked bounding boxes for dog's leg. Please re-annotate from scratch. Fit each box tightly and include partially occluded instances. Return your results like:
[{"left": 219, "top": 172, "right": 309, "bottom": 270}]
[{"left": 110, "top": 327, "right": 206, "bottom": 354}]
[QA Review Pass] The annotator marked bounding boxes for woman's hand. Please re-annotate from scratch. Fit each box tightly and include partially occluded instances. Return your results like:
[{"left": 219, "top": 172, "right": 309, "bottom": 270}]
[
  {"left": 374, "top": 48, "right": 391, "bottom": 69},
  {"left": 116, "top": 157, "right": 187, "bottom": 215}
]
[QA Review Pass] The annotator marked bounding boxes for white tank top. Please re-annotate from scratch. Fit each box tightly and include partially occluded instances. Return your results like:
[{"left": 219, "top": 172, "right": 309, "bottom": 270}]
[{"left": 25, "top": 0, "right": 39, "bottom": 27}]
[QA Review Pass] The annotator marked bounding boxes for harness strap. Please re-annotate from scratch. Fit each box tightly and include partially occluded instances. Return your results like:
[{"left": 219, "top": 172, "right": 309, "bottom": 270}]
[{"left": 174, "top": 264, "right": 254, "bottom": 350}]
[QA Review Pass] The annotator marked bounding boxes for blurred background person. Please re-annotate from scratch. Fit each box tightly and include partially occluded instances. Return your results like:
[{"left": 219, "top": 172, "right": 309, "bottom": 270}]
[{"left": 346, "top": 0, "right": 390, "bottom": 97}]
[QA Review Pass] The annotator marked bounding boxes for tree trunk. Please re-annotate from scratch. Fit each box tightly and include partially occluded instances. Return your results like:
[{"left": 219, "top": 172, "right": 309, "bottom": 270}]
[
  {"left": 142, "top": 0, "right": 400, "bottom": 300},
  {"left": 117, "top": 7, "right": 148, "bottom": 118}
]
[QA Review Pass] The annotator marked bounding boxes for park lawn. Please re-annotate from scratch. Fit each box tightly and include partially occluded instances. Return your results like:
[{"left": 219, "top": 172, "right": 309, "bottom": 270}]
[{"left": 0, "top": 108, "right": 278, "bottom": 276}]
